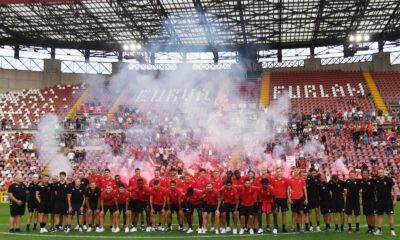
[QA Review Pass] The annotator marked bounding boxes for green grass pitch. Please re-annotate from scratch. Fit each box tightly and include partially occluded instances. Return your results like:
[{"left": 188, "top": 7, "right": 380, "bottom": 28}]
[{"left": 0, "top": 203, "right": 398, "bottom": 240}]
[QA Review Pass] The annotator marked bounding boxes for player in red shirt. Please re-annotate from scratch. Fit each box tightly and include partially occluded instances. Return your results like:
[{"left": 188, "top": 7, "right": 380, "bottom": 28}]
[
  {"left": 195, "top": 168, "right": 209, "bottom": 191},
  {"left": 99, "top": 184, "right": 117, "bottom": 232},
  {"left": 128, "top": 168, "right": 148, "bottom": 191},
  {"left": 87, "top": 167, "right": 103, "bottom": 189},
  {"left": 232, "top": 170, "right": 245, "bottom": 186},
  {"left": 211, "top": 170, "right": 224, "bottom": 191},
  {"left": 130, "top": 179, "right": 149, "bottom": 232},
  {"left": 183, "top": 186, "right": 204, "bottom": 233},
  {"left": 114, "top": 175, "right": 127, "bottom": 189},
  {"left": 149, "top": 180, "right": 166, "bottom": 232},
  {"left": 272, "top": 167, "right": 289, "bottom": 234},
  {"left": 288, "top": 167, "right": 308, "bottom": 232},
  {"left": 180, "top": 173, "right": 196, "bottom": 193},
  {"left": 220, "top": 180, "right": 239, "bottom": 234},
  {"left": 258, "top": 178, "right": 275, "bottom": 233},
  {"left": 256, "top": 167, "right": 273, "bottom": 187},
  {"left": 165, "top": 180, "right": 184, "bottom": 231},
  {"left": 200, "top": 182, "right": 221, "bottom": 234},
  {"left": 115, "top": 185, "right": 131, "bottom": 233},
  {"left": 149, "top": 170, "right": 166, "bottom": 189},
  {"left": 236, "top": 178, "right": 259, "bottom": 235},
  {"left": 247, "top": 170, "right": 260, "bottom": 232},
  {"left": 100, "top": 169, "right": 114, "bottom": 190},
  {"left": 165, "top": 168, "right": 182, "bottom": 189},
  {"left": 255, "top": 167, "right": 273, "bottom": 233},
  {"left": 85, "top": 181, "right": 101, "bottom": 233}
]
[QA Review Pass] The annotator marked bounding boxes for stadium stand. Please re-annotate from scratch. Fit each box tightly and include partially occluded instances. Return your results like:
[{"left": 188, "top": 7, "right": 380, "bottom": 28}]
[
  {"left": 269, "top": 71, "right": 376, "bottom": 114},
  {"left": 373, "top": 72, "right": 400, "bottom": 104},
  {"left": 0, "top": 85, "right": 84, "bottom": 129}
]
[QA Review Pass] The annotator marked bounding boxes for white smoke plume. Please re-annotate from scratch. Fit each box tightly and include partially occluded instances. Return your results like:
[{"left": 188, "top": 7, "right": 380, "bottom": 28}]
[
  {"left": 302, "top": 139, "right": 325, "bottom": 157},
  {"left": 333, "top": 156, "right": 349, "bottom": 175},
  {"left": 35, "top": 114, "right": 72, "bottom": 176}
]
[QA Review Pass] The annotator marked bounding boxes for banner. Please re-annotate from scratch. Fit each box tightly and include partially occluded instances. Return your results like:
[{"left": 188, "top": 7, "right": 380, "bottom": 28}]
[
  {"left": 0, "top": 192, "right": 9, "bottom": 204},
  {"left": 285, "top": 155, "right": 296, "bottom": 169}
]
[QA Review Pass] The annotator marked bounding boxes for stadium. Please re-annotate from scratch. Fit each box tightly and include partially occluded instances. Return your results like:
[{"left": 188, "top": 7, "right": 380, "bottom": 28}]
[{"left": 0, "top": 0, "right": 399, "bottom": 239}]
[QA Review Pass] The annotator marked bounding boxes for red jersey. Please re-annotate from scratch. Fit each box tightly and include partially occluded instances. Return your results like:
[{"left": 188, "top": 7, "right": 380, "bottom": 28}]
[
  {"left": 271, "top": 177, "right": 288, "bottom": 198},
  {"left": 114, "top": 181, "right": 128, "bottom": 189},
  {"left": 149, "top": 188, "right": 166, "bottom": 205},
  {"left": 180, "top": 180, "right": 196, "bottom": 193},
  {"left": 288, "top": 176, "right": 305, "bottom": 200},
  {"left": 129, "top": 190, "right": 137, "bottom": 200},
  {"left": 211, "top": 178, "right": 224, "bottom": 190},
  {"left": 166, "top": 189, "right": 183, "bottom": 205},
  {"left": 256, "top": 175, "right": 273, "bottom": 187},
  {"left": 149, "top": 178, "right": 167, "bottom": 189},
  {"left": 195, "top": 176, "right": 210, "bottom": 190},
  {"left": 100, "top": 177, "right": 115, "bottom": 190},
  {"left": 128, "top": 176, "right": 148, "bottom": 190},
  {"left": 165, "top": 176, "right": 182, "bottom": 189},
  {"left": 116, "top": 191, "right": 130, "bottom": 205},
  {"left": 220, "top": 187, "right": 239, "bottom": 204},
  {"left": 132, "top": 187, "right": 149, "bottom": 202},
  {"left": 204, "top": 189, "right": 220, "bottom": 205},
  {"left": 88, "top": 174, "right": 103, "bottom": 188},
  {"left": 185, "top": 189, "right": 203, "bottom": 205},
  {"left": 258, "top": 185, "right": 274, "bottom": 203},
  {"left": 237, "top": 186, "right": 259, "bottom": 206},
  {"left": 232, "top": 177, "right": 245, "bottom": 186},
  {"left": 101, "top": 191, "right": 116, "bottom": 206}
]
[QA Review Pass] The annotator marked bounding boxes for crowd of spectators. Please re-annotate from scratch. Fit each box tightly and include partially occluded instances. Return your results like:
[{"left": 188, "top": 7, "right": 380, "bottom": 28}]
[{"left": 1, "top": 97, "right": 400, "bottom": 191}]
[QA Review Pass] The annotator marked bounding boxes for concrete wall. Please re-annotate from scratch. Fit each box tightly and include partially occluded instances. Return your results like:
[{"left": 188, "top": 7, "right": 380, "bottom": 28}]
[
  {"left": 0, "top": 69, "right": 43, "bottom": 93},
  {"left": 0, "top": 59, "right": 108, "bottom": 93}
]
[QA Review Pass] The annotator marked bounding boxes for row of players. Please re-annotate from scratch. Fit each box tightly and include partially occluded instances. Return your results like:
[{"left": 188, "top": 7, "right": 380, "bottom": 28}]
[{"left": 7, "top": 167, "right": 397, "bottom": 236}]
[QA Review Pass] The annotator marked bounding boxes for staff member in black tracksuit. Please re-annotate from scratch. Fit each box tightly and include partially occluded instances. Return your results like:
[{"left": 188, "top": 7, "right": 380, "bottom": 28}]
[
  {"left": 26, "top": 174, "right": 39, "bottom": 232},
  {"left": 36, "top": 175, "right": 52, "bottom": 233},
  {"left": 7, "top": 174, "right": 27, "bottom": 233},
  {"left": 305, "top": 169, "right": 321, "bottom": 232},
  {"left": 317, "top": 173, "right": 331, "bottom": 232},
  {"left": 86, "top": 181, "right": 101, "bottom": 232},
  {"left": 54, "top": 172, "right": 69, "bottom": 231},
  {"left": 65, "top": 178, "right": 87, "bottom": 233},
  {"left": 359, "top": 169, "right": 376, "bottom": 234},
  {"left": 328, "top": 175, "right": 345, "bottom": 232},
  {"left": 49, "top": 175, "right": 59, "bottom": 232},
  {"left": 374, "top": 168, "right": 397, "bottom": 236},
  {"left": 344, "top": 170, "right": 361, "bottom": 232}
]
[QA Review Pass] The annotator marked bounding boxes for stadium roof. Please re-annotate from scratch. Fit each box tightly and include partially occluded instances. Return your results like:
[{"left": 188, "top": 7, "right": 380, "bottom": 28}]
[{"left": 1, "top": 0, "right": 400, "bottom": 53}]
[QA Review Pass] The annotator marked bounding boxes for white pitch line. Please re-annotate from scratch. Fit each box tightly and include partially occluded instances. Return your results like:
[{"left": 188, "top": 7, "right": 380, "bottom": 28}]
[{"left": 0, "top": 224, "right": 398, "bottom": 239}]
